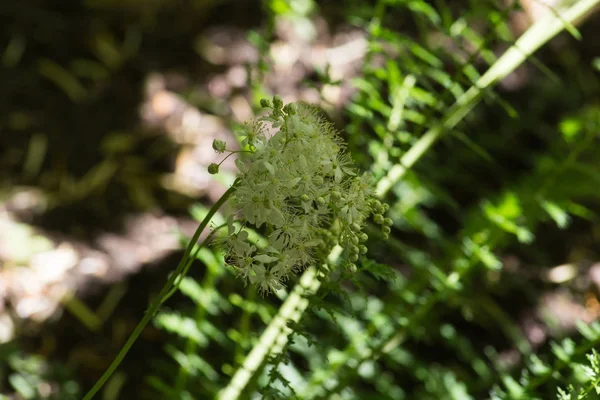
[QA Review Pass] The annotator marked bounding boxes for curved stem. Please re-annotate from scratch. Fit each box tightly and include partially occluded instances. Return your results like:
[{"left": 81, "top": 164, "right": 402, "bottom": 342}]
[
  {"left": 82, "top": 183, "right": 237, "bottom": 400},
  {"left": 161, "top": 221, "right": 230, "bottom": 305}
]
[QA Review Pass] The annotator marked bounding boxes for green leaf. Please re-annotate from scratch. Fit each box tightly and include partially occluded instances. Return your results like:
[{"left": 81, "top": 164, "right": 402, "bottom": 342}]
[{"left": 541, "top": 200, "right": 571, "bottom": 228}]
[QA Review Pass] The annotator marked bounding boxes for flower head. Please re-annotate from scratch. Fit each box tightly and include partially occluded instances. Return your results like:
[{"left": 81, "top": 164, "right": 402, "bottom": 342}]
[{"left": 211, "top": 97, "right": 389, "bottom": 294}]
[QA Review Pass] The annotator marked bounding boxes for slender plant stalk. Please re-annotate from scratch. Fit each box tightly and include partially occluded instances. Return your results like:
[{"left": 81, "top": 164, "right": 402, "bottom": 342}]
[
  {"left": 378, "top": 0, "right": 599, "bottom": 196},
  {"left": 217, "top": 261, "right": 326, "bottom": 400},
  {"left": 83, "top": 183, "right": 237, "bottom": 400},
  {"left": 219, "top": 0, "right": 600, "bottom": 398}
]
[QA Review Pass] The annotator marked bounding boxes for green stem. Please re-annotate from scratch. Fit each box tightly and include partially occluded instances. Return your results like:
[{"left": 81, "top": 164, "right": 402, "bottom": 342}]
[
  {"left": 82, "top": 183, "right": 237, "bottom": 400},
  {"left": 376, "top": 0, "right": 599, "bottom": 197},
  {"left": 217, "top": 264, "right": 325, "bottom": 400},
  {"left": 161, "top": 222, "right": 229, "bottom": 305}
]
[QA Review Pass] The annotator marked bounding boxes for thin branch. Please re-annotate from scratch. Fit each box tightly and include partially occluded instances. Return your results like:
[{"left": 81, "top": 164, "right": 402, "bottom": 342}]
[{"left": 83, "top": 183, "right": 237, "bottom": 400}]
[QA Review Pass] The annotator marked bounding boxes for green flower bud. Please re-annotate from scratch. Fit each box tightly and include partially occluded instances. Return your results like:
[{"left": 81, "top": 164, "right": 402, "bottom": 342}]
[
  {"left": 273, "top": 95, "right": 283, "bottom": 109},
  {"left": 283, "top": 103, "right": 297, "bottom": 114},
  {"left": 351, "top": 235, "right": 359, "bottom": 245},
  {"left": 382, "top": 203, "right": 390, "bottom": 212},
  {"left": 212, "top": 139, "right": 227, "bottom": 153},
  {"left": 359, "top": 245, "right": 368, "bottom": 255},
  {"left": 351, "top": 223, "right": 361, "bottom": 232},
  {"left": 301, "top": 194, "right": 310, "bottom": 202},
  {"left": 384, "top": 218, "right": 393, "bottom": 226},
  {"left": 331, "top": 190, "right": 341, "bottom": 201},
  {"left": 359, "top": 233, "right": 368, "bottom": 242},
  {"left": 208, "top": 163, "right": 220, "bottom": 174},
  {"left": 260, "top": 98, "right": 272, "bottom": 108},
  {"left": 349, "top": 253, "right": 359, "bottom": 262},
  {"left": 374, "top": 214, "right": 384, "bottom": 224},
  {"left": 347, "top": 263, "right": 357, "bottom": 274},
  {"left": 317, "top": 196, "right": 326, "bottom": 205},
  {"left": 382, "top": 226, "right": 391, "bottom": 235}
]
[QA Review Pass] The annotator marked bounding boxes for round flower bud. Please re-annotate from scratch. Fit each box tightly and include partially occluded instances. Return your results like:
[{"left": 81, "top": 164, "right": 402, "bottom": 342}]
[
  {"left": 273, "top": 95, "right": 283, "bottom": 109},
  {"left": 313, "top": 175, "right": 324, "bottom": 186},
  {"left": 212, "top": 139, "right": 227, "bottom": 153},
  {"left": 374, "top": 214, "right": 384, "bottom": 224},
  {"left": 351, "top": 223, "right": 361, "bottom": 232},
  {"left": 371, "top": 199, "right": 381, "bottom": 209},
  {"left": 331, "top": 191, "right": 341, "bottom": 201},
  {"left": 260, "top": 98, "right": 272, "bottom": 108},
  {"left": 384, "top": 218, "right": 393, "bottom": 226},
  {"left": 317, "top": 196, "right": 326, "bottom": 205},
  {"left": 351, "top": 235, "right": 359, "bottom": 245},
  {"left": 359, "top": 245, "right": 368, "bottom": 255},
  {"left": 346, "top": 263, "right": 357, "bottom": 274},
  {"left": 359, "top": 233, "right": 368, "bottom": 242},
  {"left": 349, "top": 253, "right": 359, "bottom": 262},
  {"left": 383, "top": 203, "right": 390, "bottom": 212},
  {"left": 283, "top": 103, "right": 297, "bottom": 114},
  {"left": 301, "top": 194, "right": 310, "bottom": 202},
  {"left": 382, "top": 226, "right": 391, "bottom": 235},
  {"left": 208, "top": 163, "right": 220, "bottom": 174}
]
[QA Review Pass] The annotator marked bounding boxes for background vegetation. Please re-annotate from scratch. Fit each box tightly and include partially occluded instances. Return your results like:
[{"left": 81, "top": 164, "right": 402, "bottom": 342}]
[{"left": 1, "top": 0, "right": 600, "bottom": 399}]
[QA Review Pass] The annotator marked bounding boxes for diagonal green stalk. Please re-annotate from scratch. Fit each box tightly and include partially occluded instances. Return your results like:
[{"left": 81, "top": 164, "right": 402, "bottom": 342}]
[
  {"left": 218, "top": 0, "right": 600, "bottom": 398},
  {"left": 217, "top": 261, "right": 325, "bottom": 400},
  {"left": 377, "top": 0, "right": 598, "bottom": 196},
  {"left": 83, "top": 183, "right": 237, "bottom": 400}
]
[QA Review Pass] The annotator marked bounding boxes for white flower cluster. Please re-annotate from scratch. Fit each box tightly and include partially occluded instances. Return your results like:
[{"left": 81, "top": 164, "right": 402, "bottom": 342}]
[{"left": 211, "top": 97, "right": 391, "bottom": 294}]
